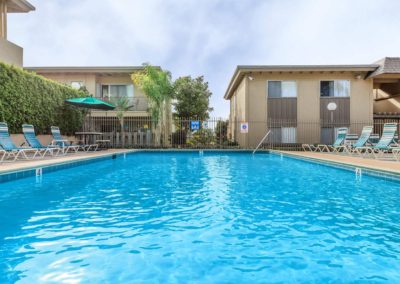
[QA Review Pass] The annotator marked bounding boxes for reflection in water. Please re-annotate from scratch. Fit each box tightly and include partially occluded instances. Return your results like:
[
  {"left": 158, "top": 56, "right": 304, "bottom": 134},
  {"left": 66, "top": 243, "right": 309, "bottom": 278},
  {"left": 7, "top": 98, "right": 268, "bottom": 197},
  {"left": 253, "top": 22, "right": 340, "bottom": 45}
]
[{"left": 0, "top": 152, "right": 400, "bottom": 283}]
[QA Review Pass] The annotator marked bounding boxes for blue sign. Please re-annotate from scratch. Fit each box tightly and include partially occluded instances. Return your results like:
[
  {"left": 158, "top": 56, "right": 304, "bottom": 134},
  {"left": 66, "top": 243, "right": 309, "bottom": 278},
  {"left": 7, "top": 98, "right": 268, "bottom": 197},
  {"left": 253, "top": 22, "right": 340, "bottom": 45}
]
[{"left": 191, "top": 120, "right": 200, "bottom": 131}]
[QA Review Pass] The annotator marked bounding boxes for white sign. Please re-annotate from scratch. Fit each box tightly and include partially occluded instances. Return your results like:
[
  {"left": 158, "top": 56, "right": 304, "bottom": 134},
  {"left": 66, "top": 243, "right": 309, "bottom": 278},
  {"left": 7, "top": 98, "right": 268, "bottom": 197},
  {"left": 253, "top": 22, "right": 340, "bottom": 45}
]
[
  {"left": 327, "top": 102, "right": 337, "bottom": 111},
  {"left": 240, "top": 122, "right": 249, "bottom": 133},
  {"left": 202, "top": 121, "right": 208, "bottom": 129}
]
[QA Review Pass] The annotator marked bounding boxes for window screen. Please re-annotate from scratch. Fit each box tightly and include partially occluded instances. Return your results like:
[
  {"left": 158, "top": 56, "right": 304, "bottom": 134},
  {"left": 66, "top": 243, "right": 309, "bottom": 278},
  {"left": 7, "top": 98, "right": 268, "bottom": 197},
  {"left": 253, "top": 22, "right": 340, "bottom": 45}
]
[
  {"left": 281, "top": 81, "right": 297, "bottom": 98},
  {"left": 321, "top": 80, "right": 350, "bottom": 97},
  {"left": 282, "top": 127, "right": 296, "bottom": 143},
  {"left": 268, "top": 81, "right": 282, "bottom": 98}
]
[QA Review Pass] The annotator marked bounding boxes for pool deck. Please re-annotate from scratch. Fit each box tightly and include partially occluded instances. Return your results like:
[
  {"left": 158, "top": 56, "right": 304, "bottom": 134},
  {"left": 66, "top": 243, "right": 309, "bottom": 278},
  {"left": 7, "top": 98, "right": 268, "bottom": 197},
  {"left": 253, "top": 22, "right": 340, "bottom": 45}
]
[
  {"left": 280, "top": 151, "right": 400, "bottom": 175},
  {"left": 0, "top": 149, "right": 135, "bottom": 174}
]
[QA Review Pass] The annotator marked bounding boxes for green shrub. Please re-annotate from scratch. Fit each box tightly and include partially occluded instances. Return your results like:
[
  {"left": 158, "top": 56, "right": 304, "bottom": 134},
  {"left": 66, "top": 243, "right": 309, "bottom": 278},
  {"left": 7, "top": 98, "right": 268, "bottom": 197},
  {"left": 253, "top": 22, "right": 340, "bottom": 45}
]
[{"left": 0, "top": 62, "right": 86, "bottom": 134}]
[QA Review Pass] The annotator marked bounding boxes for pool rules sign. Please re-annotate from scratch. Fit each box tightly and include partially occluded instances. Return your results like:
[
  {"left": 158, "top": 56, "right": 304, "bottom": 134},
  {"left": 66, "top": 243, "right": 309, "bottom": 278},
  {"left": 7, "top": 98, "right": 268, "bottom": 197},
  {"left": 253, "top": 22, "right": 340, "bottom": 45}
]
[{"left": 240, "top": 122, "right": 249, "bottom": 133}]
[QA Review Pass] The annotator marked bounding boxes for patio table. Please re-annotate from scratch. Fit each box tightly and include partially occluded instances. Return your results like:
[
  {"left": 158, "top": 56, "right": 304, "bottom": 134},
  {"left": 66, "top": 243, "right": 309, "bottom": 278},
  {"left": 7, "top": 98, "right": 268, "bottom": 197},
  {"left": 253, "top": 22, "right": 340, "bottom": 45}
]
[{"left": 75, "top": 132, "right": 103, "bottom": 145}]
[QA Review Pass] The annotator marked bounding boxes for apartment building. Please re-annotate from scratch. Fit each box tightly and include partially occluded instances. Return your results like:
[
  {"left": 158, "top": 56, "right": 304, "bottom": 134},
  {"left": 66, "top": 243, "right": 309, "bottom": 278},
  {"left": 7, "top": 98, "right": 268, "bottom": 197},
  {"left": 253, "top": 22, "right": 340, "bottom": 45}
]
[{"left": 225, "top": 58, "right": 400, "bottom": 148}]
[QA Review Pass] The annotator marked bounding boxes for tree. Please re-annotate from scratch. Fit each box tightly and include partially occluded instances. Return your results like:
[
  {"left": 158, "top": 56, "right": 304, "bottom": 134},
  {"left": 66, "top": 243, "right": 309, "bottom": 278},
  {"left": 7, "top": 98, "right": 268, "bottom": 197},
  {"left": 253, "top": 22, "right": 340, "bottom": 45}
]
[
  {"left": 111, "top": 97, "right": 133, "bottom": 148},
  {"left": 215, "top": 119, "right": 228, "bottom": 145},
  {"left": 131, "top": 64, "right": 173, "bottom": 145},
  {"left": 173, "top": 76, "right": 213, "bottom": 119}
]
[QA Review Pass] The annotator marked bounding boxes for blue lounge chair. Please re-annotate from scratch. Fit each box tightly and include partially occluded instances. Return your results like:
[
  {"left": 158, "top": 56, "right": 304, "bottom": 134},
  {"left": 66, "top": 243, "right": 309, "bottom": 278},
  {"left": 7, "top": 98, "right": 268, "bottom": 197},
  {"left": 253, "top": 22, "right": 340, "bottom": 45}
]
[
  {"left": 356, "top": 123, "right": 399, "bottom": 159},
  {"left": 22, "top": 124, "right": 61, "bottom": 157},
  {"left": 0, "top": 122, "right": 40, "bottom": 161},
  {"left": 50, "top": 126, "right": 82, "bottom": 154},
  {"left": 336, "top": 126, "right": 373, "bottom": 155},
  {"left": 316, "top": 127, "right": 348, "bottom": 152},
  {"left": 51, "top": 126, "right": 98, "bottom": 153}
]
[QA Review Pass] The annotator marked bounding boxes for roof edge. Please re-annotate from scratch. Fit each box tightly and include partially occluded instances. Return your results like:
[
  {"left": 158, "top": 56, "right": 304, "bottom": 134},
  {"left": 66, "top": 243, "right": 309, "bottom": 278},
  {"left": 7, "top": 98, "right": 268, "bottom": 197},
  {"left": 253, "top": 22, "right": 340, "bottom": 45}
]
[
  {"left": 224, "top": 64, "right": 380, "bottom": 100},
  {"left": 24, "top": 66, "right": 151, "bottom": 74},
  {"left": 8, "top": 0, "right": 35, "bottom": 13}
]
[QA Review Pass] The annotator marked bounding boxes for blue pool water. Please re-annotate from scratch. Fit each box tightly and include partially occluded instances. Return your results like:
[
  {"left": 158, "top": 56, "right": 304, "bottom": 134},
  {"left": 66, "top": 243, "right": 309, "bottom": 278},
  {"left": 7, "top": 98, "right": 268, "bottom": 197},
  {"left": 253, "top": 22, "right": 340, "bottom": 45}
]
[{"left": 1, "top": 152, "right": 400, "bottom": 283}]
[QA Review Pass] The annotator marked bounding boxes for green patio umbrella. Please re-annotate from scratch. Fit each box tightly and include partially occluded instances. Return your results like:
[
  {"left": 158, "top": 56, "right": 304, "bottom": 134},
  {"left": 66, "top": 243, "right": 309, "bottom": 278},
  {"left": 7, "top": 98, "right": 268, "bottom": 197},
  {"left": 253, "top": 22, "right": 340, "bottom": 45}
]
[
  {"left": 65, "top": 97, "right": 115, "bottom": 132},
  {"left": 65, "top": 97, "right": 115, "bottom": 110}
]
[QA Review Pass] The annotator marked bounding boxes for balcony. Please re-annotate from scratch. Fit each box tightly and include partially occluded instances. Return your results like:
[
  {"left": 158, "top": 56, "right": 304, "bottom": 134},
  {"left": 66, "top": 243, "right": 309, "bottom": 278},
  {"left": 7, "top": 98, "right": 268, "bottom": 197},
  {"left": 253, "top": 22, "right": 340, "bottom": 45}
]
[{"left": 97, "top": 96, "right": 149, "bottom": 112}]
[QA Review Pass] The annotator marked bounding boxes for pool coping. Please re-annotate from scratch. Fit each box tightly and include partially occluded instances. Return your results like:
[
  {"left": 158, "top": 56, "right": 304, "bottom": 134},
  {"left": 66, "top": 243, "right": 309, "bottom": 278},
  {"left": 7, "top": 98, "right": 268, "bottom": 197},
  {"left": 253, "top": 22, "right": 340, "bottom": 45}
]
[
  {"left": 0, "top": 149, "right": 139, "bottom": 183},
  {"left": 0, "top": 149, "right": 269, "bottom": 183},
  {"left": 275, "top": 150, "right": 400, "bottom": 182}
]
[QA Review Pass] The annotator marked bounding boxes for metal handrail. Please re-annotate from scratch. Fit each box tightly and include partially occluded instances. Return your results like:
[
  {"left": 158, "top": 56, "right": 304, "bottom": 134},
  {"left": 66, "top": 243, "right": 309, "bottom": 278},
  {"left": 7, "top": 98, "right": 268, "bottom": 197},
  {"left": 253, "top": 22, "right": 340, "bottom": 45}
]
[{"left": 252, "top": 130, "right": 271, "bottom": 154}]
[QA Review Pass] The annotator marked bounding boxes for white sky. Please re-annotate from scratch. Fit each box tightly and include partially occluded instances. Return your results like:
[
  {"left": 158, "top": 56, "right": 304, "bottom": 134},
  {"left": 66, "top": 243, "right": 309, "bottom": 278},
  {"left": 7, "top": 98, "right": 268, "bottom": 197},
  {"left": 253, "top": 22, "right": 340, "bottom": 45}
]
[{"left": 7, "top": 0, "right": 400, "bottom": 118}]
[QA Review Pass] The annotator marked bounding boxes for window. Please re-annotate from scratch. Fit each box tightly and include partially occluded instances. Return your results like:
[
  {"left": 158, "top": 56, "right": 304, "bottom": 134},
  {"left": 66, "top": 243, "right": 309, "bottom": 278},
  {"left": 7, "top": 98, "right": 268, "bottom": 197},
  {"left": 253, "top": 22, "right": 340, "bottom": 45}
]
[
  {"left": 268, "top": 127, "right": 297, "bottom": 143},
  {"left": 268, "top": 81, "right": 297, "bottom": 98},
  {"left": 70, "top": 81, "right": 83, "bottom": 90},
  {"left": 321, "top": 127, "right": 347, "bottom": 144},
  {"left": 281, "top": 127, "right": 296, "bottom": 143},
  {"left": 320, "top": 80, "right": 350, "bottom": 97},
  {"left": 101, "top": 84, "right": 134, "bottom": 98},
  {"left": 269, "top": 127, "right": 282, "bottom": 143},
  {"left": 321, "top": 127, "right": 333, "bottom": 145}
]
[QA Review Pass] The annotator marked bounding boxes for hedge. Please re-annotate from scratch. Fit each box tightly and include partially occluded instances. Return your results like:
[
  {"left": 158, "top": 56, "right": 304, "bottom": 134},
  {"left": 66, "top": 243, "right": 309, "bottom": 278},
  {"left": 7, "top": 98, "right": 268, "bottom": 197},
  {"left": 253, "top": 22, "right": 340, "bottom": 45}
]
[{"left": 0, "top": 62, "right": 86, "bottom": 134}]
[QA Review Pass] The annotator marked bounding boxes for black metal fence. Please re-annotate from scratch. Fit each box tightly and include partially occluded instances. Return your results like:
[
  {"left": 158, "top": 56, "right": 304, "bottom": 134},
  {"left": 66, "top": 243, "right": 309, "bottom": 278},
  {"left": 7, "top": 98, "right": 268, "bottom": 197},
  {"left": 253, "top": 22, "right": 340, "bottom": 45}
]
[{"left": 80, "top": 116, "right": 400, "bottom": 150}]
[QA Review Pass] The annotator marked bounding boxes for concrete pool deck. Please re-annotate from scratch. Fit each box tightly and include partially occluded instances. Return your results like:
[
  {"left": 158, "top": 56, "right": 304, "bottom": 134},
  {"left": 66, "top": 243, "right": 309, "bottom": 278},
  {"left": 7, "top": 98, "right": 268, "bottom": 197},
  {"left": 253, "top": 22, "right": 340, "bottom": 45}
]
[
  {"left": 280, "top": 151, "right": 400, "bottom": 175},
  {"left": 0, "top": 149, "right": 135, "bottom": 174}
]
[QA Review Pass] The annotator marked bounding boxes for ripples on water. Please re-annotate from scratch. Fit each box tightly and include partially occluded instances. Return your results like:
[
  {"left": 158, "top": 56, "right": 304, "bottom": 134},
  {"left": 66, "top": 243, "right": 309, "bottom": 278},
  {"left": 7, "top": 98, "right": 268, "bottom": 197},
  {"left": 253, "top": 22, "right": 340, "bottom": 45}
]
[{"left": 0, "top": 152, "right": 400, "bottom": 283}]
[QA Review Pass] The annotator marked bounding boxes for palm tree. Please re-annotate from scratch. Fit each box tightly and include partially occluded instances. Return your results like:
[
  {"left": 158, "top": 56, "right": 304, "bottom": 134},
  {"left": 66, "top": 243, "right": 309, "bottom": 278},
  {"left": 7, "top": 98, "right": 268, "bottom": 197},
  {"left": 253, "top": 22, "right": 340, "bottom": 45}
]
[
  {"left": 111, "top": 97, "right": 133, "bottom": 148},
  {"left": 131, "top": 64, "right": 174, "bottom": 146}
]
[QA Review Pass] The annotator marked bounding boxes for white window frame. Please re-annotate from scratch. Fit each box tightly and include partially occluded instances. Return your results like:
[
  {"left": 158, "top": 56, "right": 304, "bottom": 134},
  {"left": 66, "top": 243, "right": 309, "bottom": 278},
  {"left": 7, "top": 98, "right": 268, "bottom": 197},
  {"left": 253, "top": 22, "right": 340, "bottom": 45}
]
[
  {"left": 101, "top": 84, "right": 134, "bottom": 99},
  {"left": 267, "top": 80, "right": 298, "bottom": 98}
]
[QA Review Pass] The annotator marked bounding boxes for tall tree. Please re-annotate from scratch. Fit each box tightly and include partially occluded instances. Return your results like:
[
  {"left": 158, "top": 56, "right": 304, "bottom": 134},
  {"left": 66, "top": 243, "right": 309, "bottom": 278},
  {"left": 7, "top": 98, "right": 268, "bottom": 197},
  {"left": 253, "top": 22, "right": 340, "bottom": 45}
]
[
  {"left": 131, "top": 64, "right": 173, "bottom": 145},
  {"left": 111, "top": 97, "right": 133, "bottom": 148},
  {"left": 173, "top": 76, "right": 213, "bottom": 119}
]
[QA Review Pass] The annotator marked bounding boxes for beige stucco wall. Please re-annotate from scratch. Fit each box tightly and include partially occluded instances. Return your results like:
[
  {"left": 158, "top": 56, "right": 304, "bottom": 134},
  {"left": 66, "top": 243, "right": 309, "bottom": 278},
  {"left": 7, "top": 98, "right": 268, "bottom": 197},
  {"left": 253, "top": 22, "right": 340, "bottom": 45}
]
[
  {"left": 233, "top": 77, "right": 247, "bottom": 146},
  {"left": 349, "top": 77, "right": 374, "bottom": 134},
  {"left": 228, "top": 72, "right": 374, "bottom": 148},
  {"left": 0, "top": 38, "right": 23, "bottom": 66},
  {"left": 247, "top": 75, "right": 267, "bottom": 147},
  {"left": 36, "top": 73, "right": 97, "bottom": 95},
  {"left": 31, "top": 72, "right": 150, "bottom": 115},
  {"left": 374, "top": 98, "right": 400, "bottom": 113}
]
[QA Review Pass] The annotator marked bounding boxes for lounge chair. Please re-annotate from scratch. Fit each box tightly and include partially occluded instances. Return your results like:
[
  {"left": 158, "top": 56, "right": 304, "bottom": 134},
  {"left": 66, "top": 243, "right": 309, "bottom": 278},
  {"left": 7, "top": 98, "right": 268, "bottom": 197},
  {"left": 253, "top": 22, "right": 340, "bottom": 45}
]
[
  {"left": 0, "top": 122, "right": 41, "bottom": 161},
  {"left": 301, "top": 143, "right": 318, "bottom": 152},
  {"left": 335, "top": 126, "right": 373, "bottom": 155},
  {"left": 315, "top": 127, "right": 348, "bottom": 152},
  {"left": 22, "top": 124, "right": 61, "bottom": 157},
  {"left": 51, "top": 126, "right": 98, "bottom": 153},
  {"left": 356, "top": 123, "right": 399, "bottom": 159}
]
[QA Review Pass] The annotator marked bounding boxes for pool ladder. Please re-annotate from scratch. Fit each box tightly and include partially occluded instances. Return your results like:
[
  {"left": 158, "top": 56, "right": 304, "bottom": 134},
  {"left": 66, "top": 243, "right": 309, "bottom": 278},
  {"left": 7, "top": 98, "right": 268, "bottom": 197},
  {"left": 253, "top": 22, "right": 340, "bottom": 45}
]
[{"left": 252, "top": 130, "right": 271, "bottom": 155}]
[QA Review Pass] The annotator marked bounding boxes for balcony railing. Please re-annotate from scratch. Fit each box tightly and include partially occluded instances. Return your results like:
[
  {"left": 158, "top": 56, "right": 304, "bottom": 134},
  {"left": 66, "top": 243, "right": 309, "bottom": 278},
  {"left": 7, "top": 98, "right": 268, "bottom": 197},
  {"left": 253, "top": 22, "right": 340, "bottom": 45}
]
[{"left": 96, "top": 96, "right": 149, "bottom": 112}]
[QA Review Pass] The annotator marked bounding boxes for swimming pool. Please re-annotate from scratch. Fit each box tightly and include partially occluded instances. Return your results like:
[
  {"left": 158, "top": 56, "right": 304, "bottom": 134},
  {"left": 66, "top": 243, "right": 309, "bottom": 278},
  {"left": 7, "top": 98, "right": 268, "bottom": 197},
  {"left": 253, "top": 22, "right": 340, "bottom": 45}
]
[{"left": 1, "top": 151, "right": 400, "bottom": 283}]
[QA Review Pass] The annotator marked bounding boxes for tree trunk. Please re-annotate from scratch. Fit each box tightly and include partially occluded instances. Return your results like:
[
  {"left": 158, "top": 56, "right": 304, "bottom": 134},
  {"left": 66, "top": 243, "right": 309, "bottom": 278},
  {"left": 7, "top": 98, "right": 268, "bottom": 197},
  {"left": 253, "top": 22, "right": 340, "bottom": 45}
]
[{"left": 121, "top": 117, "right": 125, "bottom": 148}]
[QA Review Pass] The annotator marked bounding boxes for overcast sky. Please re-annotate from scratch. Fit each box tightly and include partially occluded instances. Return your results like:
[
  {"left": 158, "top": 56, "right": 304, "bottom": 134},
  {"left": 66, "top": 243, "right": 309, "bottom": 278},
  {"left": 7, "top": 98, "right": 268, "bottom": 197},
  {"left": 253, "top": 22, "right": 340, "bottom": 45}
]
[{"left": 7, "top": 0, "right": 400, "bottom": 117}]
